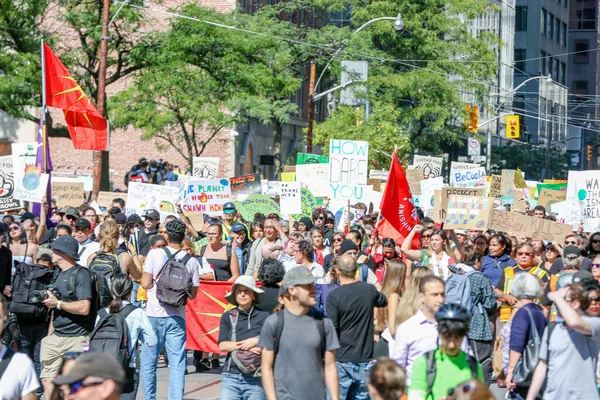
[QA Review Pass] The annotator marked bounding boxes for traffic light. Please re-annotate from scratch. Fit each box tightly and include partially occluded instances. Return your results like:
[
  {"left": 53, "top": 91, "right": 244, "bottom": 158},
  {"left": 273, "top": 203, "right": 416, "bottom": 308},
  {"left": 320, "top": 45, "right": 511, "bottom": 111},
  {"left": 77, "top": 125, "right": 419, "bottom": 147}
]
[
  {"left": 464, "top": 105, "right": 479, "bottom": 132},
  {"left": 506, "top": 115, "right": 520, "bottom": 139},
  {"left": 587, "top": 144, "right": 592, "bottom": 161}
]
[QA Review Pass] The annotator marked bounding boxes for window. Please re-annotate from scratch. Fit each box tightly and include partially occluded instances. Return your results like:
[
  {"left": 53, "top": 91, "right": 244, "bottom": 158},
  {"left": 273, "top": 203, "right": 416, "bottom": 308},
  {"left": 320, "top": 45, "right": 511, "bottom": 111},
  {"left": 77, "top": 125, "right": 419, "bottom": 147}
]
[
  {"left": 573, "top": 81, "right": 589, "bottom": 100},
  {"left": 548, "top": 56, "right": 553, "bottom": 76},
  {"left": 562, "top": 23, "right": 567, "bottom": 47},
  {"left": 575, "top": 7, "right": 597, "bottom": 30},
  {"left": 516, "top": 6, "right": 528, "bottom": 31},
  {"left": 548, "top": 14, "right": 554, "bottom": 39},
  {"left": 515, "top": 49, "right": 526, "bottom": 71},
  {"left": 542, "top": 9, "right": 547, "bottom": 34},
  {"left": 541, "top": 51, "right": 547, "bottom": 74},
  {"left": 575, "top": 40, "right": 590, "bottom": 63},
  {"left": 560, "top": 62, "right": 566, "bottom": 85},
  {"left": 555, "top": 18, "right": 561, "bottom": 44},
  {"left": 553, "top": 59, "right": 559, "bottom": 81}
]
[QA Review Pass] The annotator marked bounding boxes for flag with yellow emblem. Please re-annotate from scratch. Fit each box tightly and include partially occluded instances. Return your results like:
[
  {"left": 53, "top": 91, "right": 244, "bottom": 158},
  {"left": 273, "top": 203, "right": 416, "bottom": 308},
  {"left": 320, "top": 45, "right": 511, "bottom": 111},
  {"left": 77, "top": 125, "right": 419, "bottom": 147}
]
[
  {"left": 43, "top": 43, "right": 108, "bottom": 151},
  {"left": 186, "top": 281, "right": 234, "bottom": 353}
]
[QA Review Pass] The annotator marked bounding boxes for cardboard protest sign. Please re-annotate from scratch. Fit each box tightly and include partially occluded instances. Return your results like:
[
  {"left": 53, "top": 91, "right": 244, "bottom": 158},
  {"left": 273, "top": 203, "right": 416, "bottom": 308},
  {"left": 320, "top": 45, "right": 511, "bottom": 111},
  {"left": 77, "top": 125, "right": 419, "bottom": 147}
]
[
  {"left": 230, "top": 173, "right": 262, "bottom": 196},
  {"left": 406, "top": 169, "right": 423, "bottom": 196},
  {"left": 433, "top": 190, "right": 443, "bottom": 223},
  {"left": 183, "top": 212, "right": 205, "bottom": 231},
  {"left": 489, "top": 175, "right": 502, "bottom": 198},
  {"left": 512, "top": 198, "right": 529, "bottom": 214},
  {"left": 450, "top": 162, "right": 479, "bottom": 180},
  {"left": 180, "top": 178, "right": 232, "bottom": 217},
  {"left": 538, "top": 189, "right": 566, "bottom": 209},
  {"left": 443, "top": 195, "right": 493, "bottom": 230},
  {"left": 97, "top": 191, "right": 125, "bottom": 209},
  {"left": 500, "top": 169, "right": 515, "bottom": 196},
  {"left": 413, "top": 155, "right": 443, "bottom": 178},
  {"left": 451, "top": 167, "right": 486, "bottom": 188},
  {"left": 234, "top": 194, "right": 280, "bottom": 221},
  {"left": 488, "top": 210, "right": 573, "bottom": 242},
  {"left": 297, "top": 153, "right": 328, "bottom": 164},
  {"left": 127, "top": 182, "right": 180, "bottom": 220},
  {"left": 51, "top": 182, "right": 84, "bottom": 207},
  {"left": 329, "top": 139, "right": 369, "bottom": 185},
  {"left": 367, "top": 178, "right": 382, "bottom": 193},
  {"left": 12, "top": 142, "right": 49, "bottom": 203},
  {"left": 435, "top": 187, "right": 485, "bottom": 223},
  {"left": 0, "top": 156, "right": 21, "bottom": 212},
  {"left": 369, "top": 170, "right": 389, "bottom": 181},
  {"left": 536, "top": 182, "right": 567, "bottom": 197},
  {"left": 192, "top": 157, "right": 220, "bottom": 179},
  {"left": 566, "top": 170, "right": 600, "bottom": 232},
  {"left": 279, "top": 182, "right": 301, "bottom": 215},
  {"left": 419, "top": 177, "right": 444, "bottom": 211}
]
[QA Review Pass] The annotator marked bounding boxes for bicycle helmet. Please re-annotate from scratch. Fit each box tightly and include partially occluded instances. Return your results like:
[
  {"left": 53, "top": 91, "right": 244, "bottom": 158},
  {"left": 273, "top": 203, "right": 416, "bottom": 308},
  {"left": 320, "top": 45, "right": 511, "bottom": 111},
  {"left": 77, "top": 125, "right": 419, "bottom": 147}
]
[{"left": 435, "top": 303, "right": 471, "bottom": 324}]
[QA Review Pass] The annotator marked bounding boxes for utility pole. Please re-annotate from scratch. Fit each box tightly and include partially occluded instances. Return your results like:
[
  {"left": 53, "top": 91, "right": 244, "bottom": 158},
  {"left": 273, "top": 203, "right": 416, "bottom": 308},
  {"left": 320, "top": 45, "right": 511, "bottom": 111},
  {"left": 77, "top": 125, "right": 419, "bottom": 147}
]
[
  {"left": 544, "top": 100, "right": 554, "bottom": 179},
  {"left": 93, "top": 0, "right": 110, "bottom": 199},
  {"left": 306, "top": 60, "right": 316, "bottom": 154}
]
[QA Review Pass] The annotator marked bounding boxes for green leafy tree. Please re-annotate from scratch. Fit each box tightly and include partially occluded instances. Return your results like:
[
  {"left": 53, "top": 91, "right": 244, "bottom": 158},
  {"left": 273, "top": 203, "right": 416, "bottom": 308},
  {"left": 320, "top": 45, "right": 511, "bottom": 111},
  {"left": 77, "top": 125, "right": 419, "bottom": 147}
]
[{"left": 491, "top": 143, "right": 569, "bottom": 180}]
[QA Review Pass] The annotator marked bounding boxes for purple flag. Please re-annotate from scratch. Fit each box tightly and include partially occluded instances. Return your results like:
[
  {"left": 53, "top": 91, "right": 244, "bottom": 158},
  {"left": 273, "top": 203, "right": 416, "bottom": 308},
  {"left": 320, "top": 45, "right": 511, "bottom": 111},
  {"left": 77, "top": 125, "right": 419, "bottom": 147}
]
[{"left": 32, "top": 111, "right": 53, "bottom": 222}]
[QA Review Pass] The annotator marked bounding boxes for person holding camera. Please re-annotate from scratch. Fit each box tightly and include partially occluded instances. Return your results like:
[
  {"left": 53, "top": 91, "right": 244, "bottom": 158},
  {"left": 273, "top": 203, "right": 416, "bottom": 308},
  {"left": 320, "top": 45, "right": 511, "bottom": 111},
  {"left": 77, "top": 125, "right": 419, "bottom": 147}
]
[{"left": 39, "top": 235, "right": 94, "bottom": 399}]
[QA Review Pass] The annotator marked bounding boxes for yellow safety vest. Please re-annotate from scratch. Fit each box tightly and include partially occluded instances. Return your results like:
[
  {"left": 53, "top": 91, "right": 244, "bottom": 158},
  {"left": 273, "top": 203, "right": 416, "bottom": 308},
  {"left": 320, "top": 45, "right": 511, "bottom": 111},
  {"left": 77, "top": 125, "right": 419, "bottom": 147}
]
[{"left": 499, "top": 266, "right": 548, "bottom": 322}]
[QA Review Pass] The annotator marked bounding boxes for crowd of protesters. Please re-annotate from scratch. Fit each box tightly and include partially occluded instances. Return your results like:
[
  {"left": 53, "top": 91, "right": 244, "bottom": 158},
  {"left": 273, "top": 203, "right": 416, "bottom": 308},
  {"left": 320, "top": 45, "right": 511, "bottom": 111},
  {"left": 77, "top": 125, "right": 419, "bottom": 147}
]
[{"left": 1, "top": 191, "right": 600, "bottom": 400}]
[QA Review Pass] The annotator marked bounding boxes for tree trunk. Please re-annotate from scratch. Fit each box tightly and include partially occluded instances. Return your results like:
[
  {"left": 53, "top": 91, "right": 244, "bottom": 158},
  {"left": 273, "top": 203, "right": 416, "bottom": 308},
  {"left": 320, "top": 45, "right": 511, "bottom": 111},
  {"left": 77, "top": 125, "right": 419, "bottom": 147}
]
[{"left": 272, "top": 119, "right": 283, "bottom": 180}]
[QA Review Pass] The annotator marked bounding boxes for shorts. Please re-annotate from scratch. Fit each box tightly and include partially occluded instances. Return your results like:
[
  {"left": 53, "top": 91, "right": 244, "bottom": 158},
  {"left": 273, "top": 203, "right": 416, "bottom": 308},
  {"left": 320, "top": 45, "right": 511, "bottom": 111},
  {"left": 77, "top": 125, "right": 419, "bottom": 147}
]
[{"left": 40, "top": 334, "right": 89, "bottom": 379}]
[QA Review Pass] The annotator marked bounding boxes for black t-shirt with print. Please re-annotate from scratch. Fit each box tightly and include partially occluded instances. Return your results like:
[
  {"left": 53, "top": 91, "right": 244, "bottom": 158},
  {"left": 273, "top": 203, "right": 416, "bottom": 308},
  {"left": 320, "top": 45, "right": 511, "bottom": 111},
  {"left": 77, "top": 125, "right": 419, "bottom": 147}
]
[{"left": 52, "top": 265, "right": 94, "bottom": 337}]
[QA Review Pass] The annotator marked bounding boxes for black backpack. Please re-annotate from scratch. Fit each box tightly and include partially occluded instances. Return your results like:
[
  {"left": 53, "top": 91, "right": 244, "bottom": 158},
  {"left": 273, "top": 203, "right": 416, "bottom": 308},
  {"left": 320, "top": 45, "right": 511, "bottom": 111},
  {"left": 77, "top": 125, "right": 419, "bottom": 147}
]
[
  {"left": 89, "top": 250, "right": 126, "bottom": 309},
  {"left": 124, "top": 165, "right": 141, "bottom": 186},
  {"left": 9, "top": 263, "right": 58, "bottom": 318},
  {"left": 424, "top": 349, "right": 479, "bottom": 399},
  {"left": 156, "top": 248, "right": 193, "bottom": 307},
  {"left": 89, "top": 304, "right": 136, "bottom": 369}
]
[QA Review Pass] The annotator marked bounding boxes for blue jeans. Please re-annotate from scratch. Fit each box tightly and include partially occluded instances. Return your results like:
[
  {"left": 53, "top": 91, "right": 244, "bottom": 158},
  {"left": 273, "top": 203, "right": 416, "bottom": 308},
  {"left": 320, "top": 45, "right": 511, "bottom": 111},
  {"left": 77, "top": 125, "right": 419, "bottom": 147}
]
[
  {"left": 331, "top": 361, "right": 370, "bottom": 400},
  {"left": 141, "top": 316, "right": 186, "bottom": 400},
  {"left": 220, "top": 372, "right": 265, "bottom": 400},
  {"left": 19, "top": 323, "right": 46, "bottom": 397},
  {"left": 131, "top": 281, "right": 141, "bottom": 307}
]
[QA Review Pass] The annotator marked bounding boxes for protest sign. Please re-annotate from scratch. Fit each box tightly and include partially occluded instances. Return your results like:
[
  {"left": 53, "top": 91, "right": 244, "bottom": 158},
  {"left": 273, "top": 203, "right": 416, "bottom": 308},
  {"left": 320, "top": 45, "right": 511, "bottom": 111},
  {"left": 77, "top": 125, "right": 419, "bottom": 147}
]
[
  {"left": 420, "top": 177, "right": 444, "bottom": 211},
  {"left": 192, "top": 157, "right": 220, "bottom": 179},
  {"left": 0, "top": 156, "right": 21, "bottom": 212},
  {"left": 329, "top": 139, "right": 369, "bottom": 185},
  {"left": 12, "top": 142, "right": 49, "bottom": 203},
  {"left": 413, "top": 155, "right": 443, "bottom": 178},
  {"left": 51, "top": 182, "right": 84, "bottom": 207},
  {"left": 180, "top": 178, "right": 232, "bottom": 217},
  {"left": 335, "top": 206, "right": 363, "bottom": 231},
  {"left": 230, "top": 173, "right": 262, "bottom": 195},
  {"left": 367, "top": 178, "right": 381, "bottom": 193},
  {"left": 369, "top": 170, "right": 389, "bottom": 181},
  {"left": 433, "top": 190, "right": 443, "bottom": 223},
  {"left": 514, "top": 168, "right": 527, "bottom": 188},
  {"left": 291, "top": 188, "right": 316, "bottom": 220},
  {"left": 406, "top": 169, "right": 423, "bottom": 196},
  {"left": 435, "top": 187, "right": 485, "bottom": 223},
  {"left": 501, "top": 196, "right": 514, "bottom": 206},
  {"left": 538, "top": 189, "right": 566, "bottom": 209},
  {"left": 450, "top": 162, "right": 479, "bottom": 180},
  {"left": 279, "top": 182, "right": 301, "bottom": 215},
  {"left": 443, "top": 195, "right": 493, "bottom": 230},
  {"left": 328, "top": 184, "right": 373, "bottom": 203},
  {"left": 489, "top": 175, "right": 502, "bottom": 198},
  {"left": 451, "top": 167, "right": 486, "bottom": 188},
  {"left": 500, "top": 169, "right": 515, "bottom": 196},
  {"left": 566, "top": 170, "right": 600, "bottom": 232},
  {"left": 97, "top": 191, "right": 125, "bottom": 209},
  {"left": 127, "top": 182, "right": 180, "bottom": 220},
  {"left": 262, "top": 181, "right": 280, "bottom": 198},
  {"left": 488, "top": 210, "right": 573, "bottom": 242},
  {"left": 550, "top": 201, "right": 567, "bottom": 223},
  {"left": 512, "top": 198, "right": 529, "bottom": 214},
  {"left": 297, "top": 153, "right": 328, "bottom": 164},
  {"left": 235, "top": 194, "right": 280, "bottom": 221},
  {"left": 183, "top": 212, "right": 204, "bottom": 231},
  {"left": 281, "top": 172, "right": 295, "bottom": 182},
  {"left": 536, "top": 182, "right": 568, "bottom": 197}
]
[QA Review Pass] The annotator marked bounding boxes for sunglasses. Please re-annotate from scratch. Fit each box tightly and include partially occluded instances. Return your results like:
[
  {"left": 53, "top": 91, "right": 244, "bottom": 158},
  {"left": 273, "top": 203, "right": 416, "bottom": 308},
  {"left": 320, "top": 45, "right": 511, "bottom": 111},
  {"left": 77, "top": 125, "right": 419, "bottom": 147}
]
[
  {"left": 565, "top": 241, "right": 578, "bottom": 245},
  {"left": 315, "top": 216, "right": 325, "bottom": 220},
  {"left": 9, "top": 226, "right": 20, "bottom": 231},
  {"left": 592, "top": 263, "right": 600, "bottom": 269},
  {"left": 421, "top": 234, "right": 432, "bottom": 239},
  {"left": 74, "top": 227, "right": 89, "bottom": 232},
  {"left": 517, "top": 252, "right": 532, "bottom": 256},
  {"left": 593, "top": 240, "right": 600, "bottom": 244},
  {"left": 589, "top": 296, "right": 600, "bottom": 303},
  {"left": 66, "top": 216, "right": 77, "bottom": 221},
  {"left": 223, "top": 209, "right": 236, "bottom": 214},
  {"left": 333, "top": 238, "right": 343, "bottom": 243},
  {"left": 69, "top": 380, "right": 105, "bottom": 393}
]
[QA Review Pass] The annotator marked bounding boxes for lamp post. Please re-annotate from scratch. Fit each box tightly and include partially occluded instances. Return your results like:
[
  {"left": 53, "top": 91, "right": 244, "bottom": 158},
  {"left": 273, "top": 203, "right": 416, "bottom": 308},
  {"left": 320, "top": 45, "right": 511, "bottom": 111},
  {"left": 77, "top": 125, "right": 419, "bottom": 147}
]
[{"left": 306, "top": 14, "right": 404, "bottom": 153}]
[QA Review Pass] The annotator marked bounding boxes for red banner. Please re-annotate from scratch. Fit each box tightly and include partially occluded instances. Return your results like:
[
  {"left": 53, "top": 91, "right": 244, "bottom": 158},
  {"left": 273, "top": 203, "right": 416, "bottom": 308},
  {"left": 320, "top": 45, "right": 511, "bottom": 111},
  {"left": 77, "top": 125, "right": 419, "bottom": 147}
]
[{"left": 186, "top": 281, "right": 234, "bottom": 353}]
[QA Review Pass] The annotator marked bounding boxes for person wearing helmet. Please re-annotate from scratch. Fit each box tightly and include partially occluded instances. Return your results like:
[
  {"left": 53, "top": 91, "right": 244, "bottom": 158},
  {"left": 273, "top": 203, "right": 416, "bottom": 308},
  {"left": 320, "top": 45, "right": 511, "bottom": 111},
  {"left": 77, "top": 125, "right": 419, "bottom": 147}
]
[{"left": 407, "top": 303, "right": 483, "bottom": 400}]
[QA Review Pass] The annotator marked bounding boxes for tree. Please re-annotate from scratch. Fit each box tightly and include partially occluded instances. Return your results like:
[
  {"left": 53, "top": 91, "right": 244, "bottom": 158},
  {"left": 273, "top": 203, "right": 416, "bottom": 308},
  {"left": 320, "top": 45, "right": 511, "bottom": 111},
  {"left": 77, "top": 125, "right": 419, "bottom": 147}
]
[
  {"left": 491, "top": 143, "right": 569, "bottom": 180},
  {"left": 313, "top": 0, "right": 499, "bottom": 164}
]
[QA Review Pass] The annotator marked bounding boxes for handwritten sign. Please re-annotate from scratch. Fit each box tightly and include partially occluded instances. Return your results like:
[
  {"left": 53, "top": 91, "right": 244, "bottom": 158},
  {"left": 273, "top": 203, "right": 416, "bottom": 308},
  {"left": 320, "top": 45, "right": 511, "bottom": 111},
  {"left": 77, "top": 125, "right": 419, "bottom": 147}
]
[
  {"left": 450, "top": 162, "right": 479, "bottom": 180},
  {"left": 97, "top": 191, "right": 125, "bottom": 209},
  {"left": 406, "top": 168, "right": 423, "bottom": 196},
  {"left": 234, "top": 194, "right": 280, "bottom": 221},
  {"left": 230, "top": 173, "right": 262, "bottom": 195},
  {"left": 0, "top": 156, "right": 21, "bottom": 212},
  {"left": 296, "top": 163, "right": 329, "bottom": 196},
  {"left": 413, "top": 155, "right": 443, "bottom": 178},
  {"left": 451, "top": 167, "right": 486, "bottom": 188},
  {"left": 500, "top": 169, "right": 515, "bottom": 196},
  {"left": 369, "top": 170, "right": 389, "bottom": 181},
  {"left": 444, "top": 195, "right": 493, "bottom": 230},
  {"left": 279, "top": 182, "right": 301, "bottom": 215},
  {"left": 434, "top": 187, "right": 485, "bottom": 223},
  {"left": 180, "top": 179, "right": 232, "bottom": 217},
  {"left": 420, "top": 177, "right": 444, "bottom": 211},
  {"left": 488, "top": 210, "right": 573, "bottom": 242},
  {"left": 193, "top": 157, "right": 220, "bottom": 179},
  {"left": 127, "top": 182, "right": 180, "bottom": 220},
  {"left": 538, "top": 189, "right": 566, "bottom": 209},
  {"left": 52, "top": 182, "right": 84, "bottom": 207},
  {"left": 567, "top": 170, "right": 600, "bottom": 232},
  {"left": 328, "top": 183, "right": 372, "bottom": 203},
  {"left": 297, "top": 153, "right": 328, "bottom": 164},
  {"left": 489, "top": 175, "right": 501, "bottom": 198},
  {"left": 12, "top": 142, "right": 50, "bottom": 203},
  {"left": 329, "top": 139, "right": 369, "bottom": 185},
  {"left": 367, "top": 178, "right": 382, "bottom": 193}
]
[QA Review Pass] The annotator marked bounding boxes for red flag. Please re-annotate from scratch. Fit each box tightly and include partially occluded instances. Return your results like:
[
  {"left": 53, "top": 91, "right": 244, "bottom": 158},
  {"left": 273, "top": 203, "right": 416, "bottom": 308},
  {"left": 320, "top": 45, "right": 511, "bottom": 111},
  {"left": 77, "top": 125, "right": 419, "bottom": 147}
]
[
  {"left": 186, "top": 281, "right": 234, "bottom": 353},
  {"left": 376, "top": 217, "right": 420, "bottom": 248},
  {"left": 380, "top": 151, "right": 419, "bottom": 237},
  {"left": 43, "top": 43, "right": 108, "bottom": 151}
]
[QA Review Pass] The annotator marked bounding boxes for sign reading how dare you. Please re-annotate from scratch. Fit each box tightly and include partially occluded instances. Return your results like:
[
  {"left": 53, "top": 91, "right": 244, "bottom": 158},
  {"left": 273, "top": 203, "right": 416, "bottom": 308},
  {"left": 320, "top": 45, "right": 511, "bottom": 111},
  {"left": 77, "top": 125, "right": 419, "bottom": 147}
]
[{"left": 329, "top": 139, "right": 369, "bottom": 185}]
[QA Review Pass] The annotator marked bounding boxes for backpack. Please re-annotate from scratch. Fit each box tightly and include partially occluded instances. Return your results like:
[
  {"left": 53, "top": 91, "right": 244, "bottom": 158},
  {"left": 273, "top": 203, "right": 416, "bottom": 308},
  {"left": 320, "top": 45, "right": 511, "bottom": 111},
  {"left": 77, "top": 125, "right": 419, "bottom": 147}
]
[
  {"left": 273, "top": 309, "right": 326, "bottom": 357},
  {"left": 425, "top": 349, "right": 479, "bottom": 399},
  {"left": 89, "top": 250, "right": 126, "bottom": 309},
  {"left": 89, "top": 304, "right": 136, "bottom": 369},
  {"left": 444, "top": 272, "right": 474, "bottom": 314},
  {"left": 227, "top": 309, "right": 262, "bottom": 377},
  {"left": 124, "top": 165, "right": 141, "bottom": 186},
  {"left": 9, "top": 263, "right": 58, "bottom": 318},
  {"left": 156, "top": 248, "right": 193, "bottom": 307}
]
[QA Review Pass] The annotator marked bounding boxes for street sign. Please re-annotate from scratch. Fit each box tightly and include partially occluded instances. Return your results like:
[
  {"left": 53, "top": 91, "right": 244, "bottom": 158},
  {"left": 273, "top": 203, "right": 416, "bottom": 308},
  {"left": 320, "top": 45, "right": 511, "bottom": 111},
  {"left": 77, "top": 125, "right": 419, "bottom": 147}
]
[{"left": 468, "top": 137, "right": 481, "bottom": 156}]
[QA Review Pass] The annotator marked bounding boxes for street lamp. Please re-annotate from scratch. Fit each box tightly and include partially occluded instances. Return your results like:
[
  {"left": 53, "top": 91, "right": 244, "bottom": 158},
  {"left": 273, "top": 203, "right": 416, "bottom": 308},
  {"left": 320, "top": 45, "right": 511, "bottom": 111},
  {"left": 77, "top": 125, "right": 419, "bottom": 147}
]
[{"left": 306, "top": 14, "right": 403, "bottom": 153}]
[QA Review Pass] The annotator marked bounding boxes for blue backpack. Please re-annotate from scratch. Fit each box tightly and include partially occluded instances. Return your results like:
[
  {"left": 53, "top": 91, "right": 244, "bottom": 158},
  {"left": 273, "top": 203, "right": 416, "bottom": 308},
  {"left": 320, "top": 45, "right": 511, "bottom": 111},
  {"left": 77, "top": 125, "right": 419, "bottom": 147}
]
[{"left": 445, "top": 272, "right": 474, "bottom": 314}]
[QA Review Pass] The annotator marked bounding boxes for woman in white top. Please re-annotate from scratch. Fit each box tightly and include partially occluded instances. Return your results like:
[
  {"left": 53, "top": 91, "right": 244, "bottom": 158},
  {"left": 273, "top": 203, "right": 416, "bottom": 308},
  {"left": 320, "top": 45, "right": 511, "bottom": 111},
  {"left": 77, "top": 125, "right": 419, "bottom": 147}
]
[
  {"left": 96, "top": 275, "right": 157, "bottom": 400},
  {"left": 401, "top": 225, "right": 456, "bottom": 280},
  {"left": 294, "top": 239, "right": 328, "bottom": 284},
  {"left": 8, "top": 222, "right": 37, "bottom": 284}
]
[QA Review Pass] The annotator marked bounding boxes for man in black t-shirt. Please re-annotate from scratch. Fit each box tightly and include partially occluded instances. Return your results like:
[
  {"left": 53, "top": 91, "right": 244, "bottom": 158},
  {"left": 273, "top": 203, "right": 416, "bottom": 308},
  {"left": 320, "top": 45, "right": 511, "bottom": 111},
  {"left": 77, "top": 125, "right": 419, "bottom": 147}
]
[
  {"left": 138, "top": 209, "right": 160, "bottom": 256},
  {"left": 39, "top": 235, "right": 94, "bottom": 399},
  {"left": 326, "top": 254, "right": 387, "bottom": 398}
]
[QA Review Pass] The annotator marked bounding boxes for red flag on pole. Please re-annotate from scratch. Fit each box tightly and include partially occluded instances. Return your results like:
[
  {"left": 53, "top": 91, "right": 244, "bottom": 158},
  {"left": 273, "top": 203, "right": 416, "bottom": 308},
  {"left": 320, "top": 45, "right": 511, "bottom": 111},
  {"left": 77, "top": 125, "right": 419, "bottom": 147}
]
[
  {"left": 379, "top": 150, "right": 419, "bottom": 238},
  {"left": 186, "top": 281, "right": 234, "bottom": 353},
  {"left": 43, "top": 43, "right": 108, "bottom": 151}
]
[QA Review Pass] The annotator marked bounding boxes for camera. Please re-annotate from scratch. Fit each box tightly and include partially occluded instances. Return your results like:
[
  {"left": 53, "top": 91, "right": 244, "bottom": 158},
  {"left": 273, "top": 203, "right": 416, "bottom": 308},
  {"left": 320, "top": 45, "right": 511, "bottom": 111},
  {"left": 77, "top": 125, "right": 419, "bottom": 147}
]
[{"left": 31, "top": 285, "right": 61, "bottom": 303}]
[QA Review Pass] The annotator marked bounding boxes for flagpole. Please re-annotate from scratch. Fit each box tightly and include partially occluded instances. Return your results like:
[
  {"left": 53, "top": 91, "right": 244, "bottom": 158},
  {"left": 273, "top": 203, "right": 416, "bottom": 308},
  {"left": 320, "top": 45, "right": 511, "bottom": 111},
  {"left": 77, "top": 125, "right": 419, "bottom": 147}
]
[{"left": 40, "top": 38, "right": 47, "bottom": 173}]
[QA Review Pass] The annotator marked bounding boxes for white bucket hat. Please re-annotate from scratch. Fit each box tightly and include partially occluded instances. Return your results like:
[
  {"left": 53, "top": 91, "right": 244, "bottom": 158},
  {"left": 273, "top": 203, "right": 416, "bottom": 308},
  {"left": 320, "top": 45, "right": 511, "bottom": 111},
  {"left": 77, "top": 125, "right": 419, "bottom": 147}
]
[{"left": 225, "top": 275, "right": 265, "bottom": 306}]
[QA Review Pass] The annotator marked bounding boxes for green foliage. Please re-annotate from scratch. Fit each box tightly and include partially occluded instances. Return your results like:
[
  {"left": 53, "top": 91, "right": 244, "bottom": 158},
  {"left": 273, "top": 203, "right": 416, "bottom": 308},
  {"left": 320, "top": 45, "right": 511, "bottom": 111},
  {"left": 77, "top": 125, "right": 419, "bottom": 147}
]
[{"left": 491, "top": 143, "right": 569, "bottom": 180}]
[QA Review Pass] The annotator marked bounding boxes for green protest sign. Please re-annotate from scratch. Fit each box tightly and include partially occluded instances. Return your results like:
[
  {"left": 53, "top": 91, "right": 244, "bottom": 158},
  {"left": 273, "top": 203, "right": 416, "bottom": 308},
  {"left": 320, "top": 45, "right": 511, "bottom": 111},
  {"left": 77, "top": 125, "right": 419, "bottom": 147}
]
[
  {"left": 292, "top": 187, "right": 316, "bottom": 220},
  {"left": 296, "top": 153, "right": 329, "bottom": 165},
  {"left": 234, "top": 194, "right": 280, "bottom": 221}
]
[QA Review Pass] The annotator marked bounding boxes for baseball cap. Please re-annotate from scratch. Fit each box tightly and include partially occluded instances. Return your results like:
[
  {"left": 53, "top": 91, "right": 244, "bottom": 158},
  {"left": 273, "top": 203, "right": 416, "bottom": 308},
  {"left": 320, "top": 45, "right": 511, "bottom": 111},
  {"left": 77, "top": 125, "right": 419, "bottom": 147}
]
[
  {"left": 64, "top": 207, "right": 81, "bottom": 219},
  {"left": 563, "top": 245, "right": 581, "bottom": 258},
  {"left": 20, "top": 211, "right": 36, "bottom": 222},
  {"left": 339, "top": 240, "right": 358, "bottom": 255},
  {"left": 74, "top": 218, "right": 91, "bottom": 230},
  {"left": 114, "top": 213, "right": 127, "bottom": 225},
  {"left": 573, "top": 270, "right": 596, "bottom": 286},
  {"left": 51, "top": 235, "right": 80, "bottom": 261},
  {"left": 231, "top": 223, "right": 246, "bottom": 233},
  {"left": 223, "top": 202, "right": 236, "bottom": 211},
  {"left": 282, "top": 266, "right": 316, "bottom": 290},
  {"left": 52, "top": 353, "right": 125, "bottom": 386},
  {"left": 143, "top": 209, "right": 160, "bottom": 220}
]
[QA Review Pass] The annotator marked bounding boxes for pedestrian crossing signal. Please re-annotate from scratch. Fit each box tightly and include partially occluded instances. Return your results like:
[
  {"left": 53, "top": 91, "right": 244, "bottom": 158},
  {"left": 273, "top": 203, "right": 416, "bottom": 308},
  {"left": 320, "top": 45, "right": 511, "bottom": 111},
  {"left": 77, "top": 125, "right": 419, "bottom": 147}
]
[{"left": 506, "top": 115, "right": 520, "bottom": 139}]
